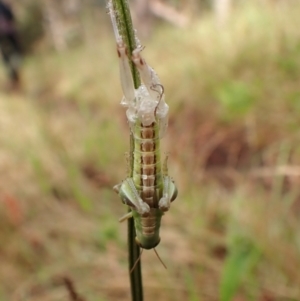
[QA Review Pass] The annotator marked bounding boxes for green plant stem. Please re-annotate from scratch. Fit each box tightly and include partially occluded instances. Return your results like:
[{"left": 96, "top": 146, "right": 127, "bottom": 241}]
[
  {"left": 112, "top": 0, "right": 140, "bottom": 88},
  {"left": 110, "top": 1, "right": 143, "bottom": 300}
]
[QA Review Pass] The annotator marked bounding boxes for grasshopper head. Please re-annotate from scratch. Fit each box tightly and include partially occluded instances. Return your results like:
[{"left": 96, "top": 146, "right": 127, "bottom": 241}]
[{"left": 135, "top": 236, "right": 161, "bottom": 250}]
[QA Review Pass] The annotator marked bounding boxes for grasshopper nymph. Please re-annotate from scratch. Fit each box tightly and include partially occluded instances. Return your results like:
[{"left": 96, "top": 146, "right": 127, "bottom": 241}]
[{"left": 114, "top": 39, "right": 178, "bottom": 251}]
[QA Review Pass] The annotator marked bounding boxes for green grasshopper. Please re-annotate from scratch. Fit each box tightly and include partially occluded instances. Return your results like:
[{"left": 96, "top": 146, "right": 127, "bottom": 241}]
[{"left": 113, "top": 39, "right": 178, "bottom": 250}]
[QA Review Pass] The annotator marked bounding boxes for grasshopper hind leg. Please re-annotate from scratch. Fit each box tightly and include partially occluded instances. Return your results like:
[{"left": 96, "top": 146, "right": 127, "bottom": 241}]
[
  {"left": 158, "top": 155, "right": 178, "bottom": 212},
  {"left": 114, "top": 178, "right": 150, "bottom": 216},
  {"left": 158, "top": 176, "right": 177, "bottom": 212}
]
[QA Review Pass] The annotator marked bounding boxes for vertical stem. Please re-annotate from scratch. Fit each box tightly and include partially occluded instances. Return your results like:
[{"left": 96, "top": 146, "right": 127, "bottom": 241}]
[
  {"left": 112, "top": 0, "right": 140, "bottom": 89},
  {"left": 128, "top": 213, "right": 143, "bottom": 301},
  {"left": 128, "top": 127, "right": 143, "bottom": 301},
  {"left": 109, "top": 1, "right": 143, "bottom": 300}
]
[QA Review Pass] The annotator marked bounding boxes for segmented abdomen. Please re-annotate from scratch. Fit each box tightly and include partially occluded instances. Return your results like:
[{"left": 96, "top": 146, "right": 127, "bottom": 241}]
[
  {"left": 140, "top": 213, "right": 159, "bottom": 237},
  {"left": 132, "top": 121, "right": 163, "bottom": 209}
]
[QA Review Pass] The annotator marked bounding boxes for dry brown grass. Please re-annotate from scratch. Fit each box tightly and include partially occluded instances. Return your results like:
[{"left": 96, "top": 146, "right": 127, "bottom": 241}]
[{"left": 0, "top": 2, "right": 300, "bottom": 300}]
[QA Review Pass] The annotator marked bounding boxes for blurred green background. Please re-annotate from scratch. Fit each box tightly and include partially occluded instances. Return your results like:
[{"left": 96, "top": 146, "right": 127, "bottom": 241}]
[{"left": 1, "top": 0, "right": 300, "bottom": 300}]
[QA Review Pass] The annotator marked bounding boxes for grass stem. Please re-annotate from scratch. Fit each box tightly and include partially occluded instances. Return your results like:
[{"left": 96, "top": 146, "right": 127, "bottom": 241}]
[{"left": 108, "top": 0, "right": 143, "bottom": 300}]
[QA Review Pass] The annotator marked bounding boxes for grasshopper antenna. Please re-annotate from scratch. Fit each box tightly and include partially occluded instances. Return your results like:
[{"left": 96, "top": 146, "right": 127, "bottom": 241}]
[
  {"left": 153, "top": 248, "right": 167, "bottom": 269},
  {"left": 130, "top": 248, "right": 144, "bottom": 273},
  {"left": 151, "top": 84, "right": 164, "bottom": 116}
]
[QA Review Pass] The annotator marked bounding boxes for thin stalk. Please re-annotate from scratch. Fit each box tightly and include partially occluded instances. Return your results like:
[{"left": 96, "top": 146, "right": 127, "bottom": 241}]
[
  {"left": 128, "top": 128, "right": 143, "bottom": 301},
  {"left": 108, "top": 1, "right": 143, "bottom": 300},
  {"left": 110, "top": 0, "right": 140, "bottom": 88}
]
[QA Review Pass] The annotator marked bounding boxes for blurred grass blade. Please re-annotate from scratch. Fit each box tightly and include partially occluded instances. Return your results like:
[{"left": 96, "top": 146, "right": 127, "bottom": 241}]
[
  {"left": 220, "top": 243, "right": 260, "bottom": 301},
  {"left": 184, "top": 270, "right": 200, "bottom": 301}
]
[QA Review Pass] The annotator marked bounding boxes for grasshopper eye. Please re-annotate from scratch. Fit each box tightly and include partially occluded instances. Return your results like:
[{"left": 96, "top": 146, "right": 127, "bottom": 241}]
[{"left": 135, "top": 238, "right": 142, "bottom": 248}]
